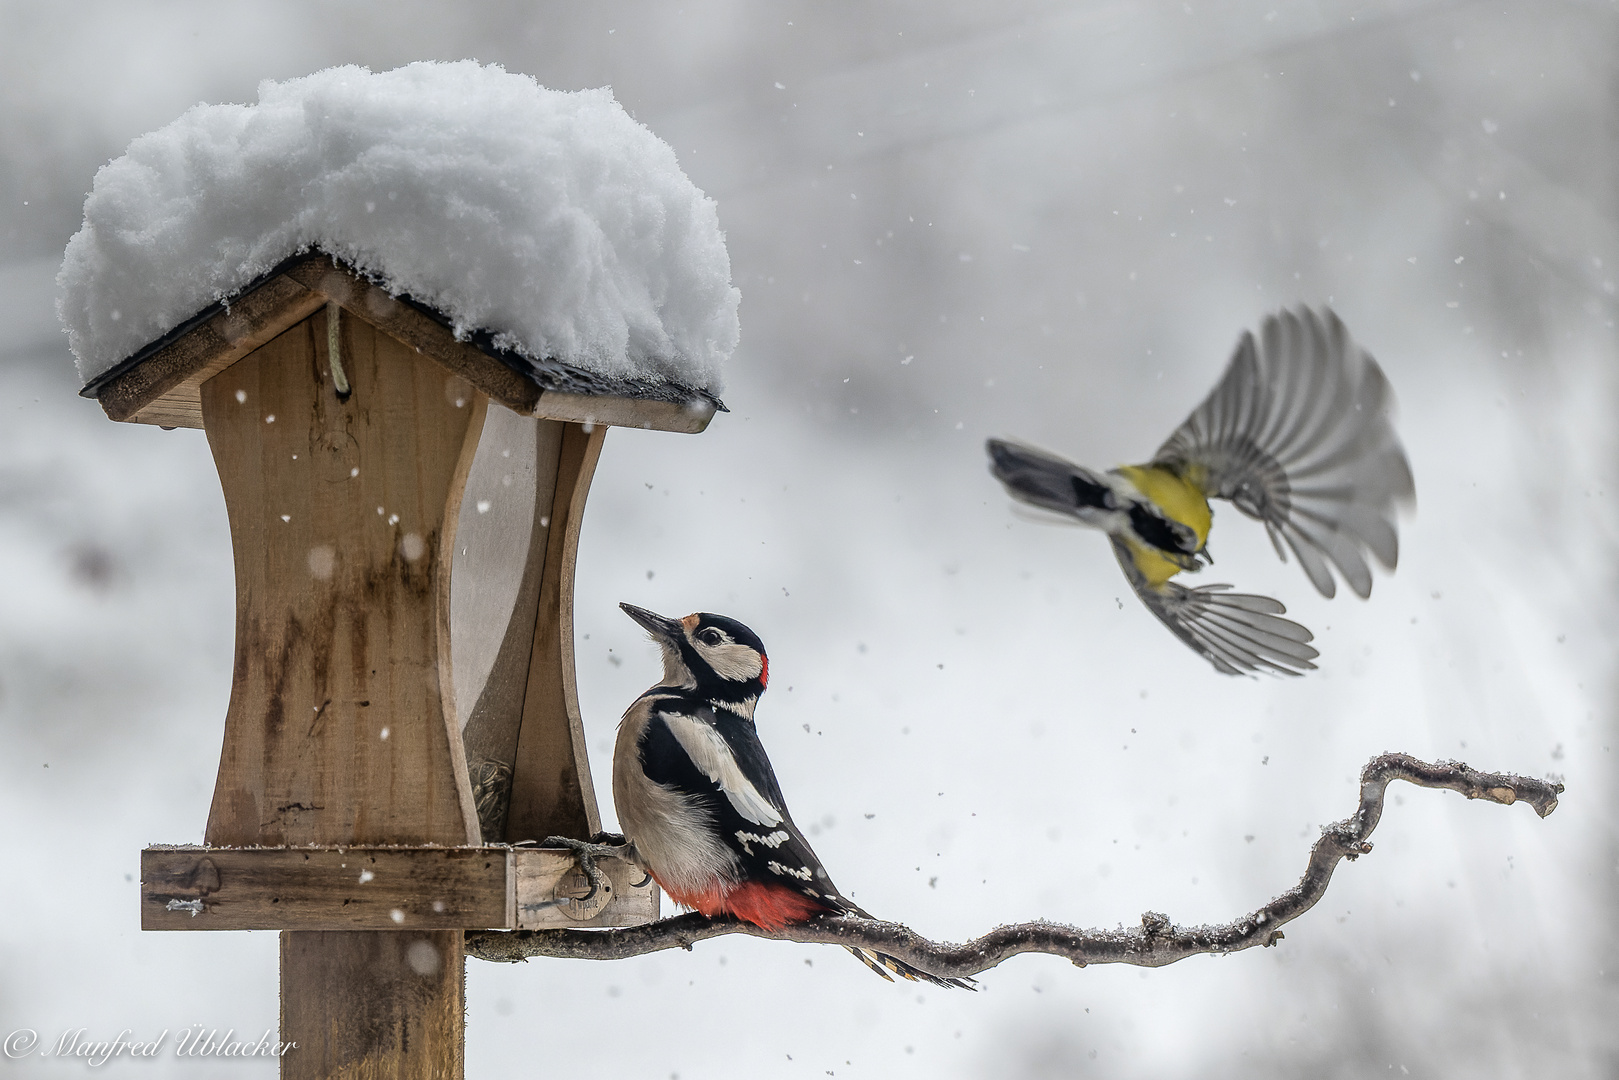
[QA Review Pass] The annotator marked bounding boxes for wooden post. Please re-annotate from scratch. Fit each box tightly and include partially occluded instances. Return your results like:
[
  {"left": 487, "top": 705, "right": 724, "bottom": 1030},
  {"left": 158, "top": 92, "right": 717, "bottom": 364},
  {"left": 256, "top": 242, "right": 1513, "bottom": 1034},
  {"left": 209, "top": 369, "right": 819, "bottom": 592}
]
[
  {"left": 280, "top": 931, "right": 464, "bottom": 1079},
  {"left": 202, "top": 306, "right": 482, "bottom": 1078}
]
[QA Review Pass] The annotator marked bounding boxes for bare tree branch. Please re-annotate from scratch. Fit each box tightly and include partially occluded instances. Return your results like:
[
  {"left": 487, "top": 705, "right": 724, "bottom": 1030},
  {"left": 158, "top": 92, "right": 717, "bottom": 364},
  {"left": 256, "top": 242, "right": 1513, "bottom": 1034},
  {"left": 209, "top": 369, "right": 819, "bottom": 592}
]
[{"left": 466, "top": 753, "right": 1562, "bottom": 979}]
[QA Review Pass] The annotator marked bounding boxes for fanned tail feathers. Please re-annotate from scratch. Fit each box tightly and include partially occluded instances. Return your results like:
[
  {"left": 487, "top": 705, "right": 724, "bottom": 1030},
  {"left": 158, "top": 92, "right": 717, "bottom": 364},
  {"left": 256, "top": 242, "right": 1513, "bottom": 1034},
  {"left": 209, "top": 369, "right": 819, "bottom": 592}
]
[{"left": 844, "top": 944, "right": 976, "bottom": 990}]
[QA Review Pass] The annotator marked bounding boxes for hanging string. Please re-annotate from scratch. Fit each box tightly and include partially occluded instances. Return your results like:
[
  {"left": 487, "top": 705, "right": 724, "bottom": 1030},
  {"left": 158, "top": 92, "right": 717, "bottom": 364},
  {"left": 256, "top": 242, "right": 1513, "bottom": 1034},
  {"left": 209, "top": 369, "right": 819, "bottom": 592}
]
[{"left": 327, "top": 301, "right": 351, "bottom": 399}]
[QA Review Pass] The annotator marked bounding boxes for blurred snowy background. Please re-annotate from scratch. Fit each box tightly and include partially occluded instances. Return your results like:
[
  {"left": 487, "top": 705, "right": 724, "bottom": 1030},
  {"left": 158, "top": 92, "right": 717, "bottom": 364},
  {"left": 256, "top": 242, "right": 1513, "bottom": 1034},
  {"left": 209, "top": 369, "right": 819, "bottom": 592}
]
[{"left": 1, "top": 2, "right": 1614, "bottom": 1077}]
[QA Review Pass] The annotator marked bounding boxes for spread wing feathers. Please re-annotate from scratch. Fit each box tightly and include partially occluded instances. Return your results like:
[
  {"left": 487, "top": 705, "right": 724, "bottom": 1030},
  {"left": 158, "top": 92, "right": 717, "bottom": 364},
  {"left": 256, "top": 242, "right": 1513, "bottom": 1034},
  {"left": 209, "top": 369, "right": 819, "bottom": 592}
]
[
  {"left": 1151, "top": 307, "right": 1414, "bottom": 599},
  {"left": 651, "top": 707, "right": 974, "bottom": 990},
  {"left": 1113, "top": 539, "right": 1318, "bottom": 676}
]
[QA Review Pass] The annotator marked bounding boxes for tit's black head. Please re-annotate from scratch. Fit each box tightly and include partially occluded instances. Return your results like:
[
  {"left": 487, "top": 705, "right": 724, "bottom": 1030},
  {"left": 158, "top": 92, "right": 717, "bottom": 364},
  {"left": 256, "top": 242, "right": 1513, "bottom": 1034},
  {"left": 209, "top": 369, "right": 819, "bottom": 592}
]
[
  {"left": 620, "top": 603, "right": 769, "bottom": 712},
  {"left": 1127, "top": 501, "right": 1201, "bottom": 556}
]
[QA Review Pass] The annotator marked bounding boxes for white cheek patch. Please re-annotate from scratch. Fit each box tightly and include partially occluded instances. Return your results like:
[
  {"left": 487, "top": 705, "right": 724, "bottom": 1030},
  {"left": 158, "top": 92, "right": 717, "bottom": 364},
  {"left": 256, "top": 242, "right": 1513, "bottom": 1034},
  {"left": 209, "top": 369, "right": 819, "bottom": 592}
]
[
  {"left": 662, "top": 713, "right": 783, "bottom": 827},
  {"left": 696, "top": 639, "right": 764, "bottom": 682}
]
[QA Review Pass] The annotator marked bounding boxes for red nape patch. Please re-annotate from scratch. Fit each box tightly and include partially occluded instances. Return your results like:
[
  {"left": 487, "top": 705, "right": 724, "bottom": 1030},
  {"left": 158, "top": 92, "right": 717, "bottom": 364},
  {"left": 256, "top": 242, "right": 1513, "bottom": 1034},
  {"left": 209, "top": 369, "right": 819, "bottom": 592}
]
[
  {"left": 759, "top": 655, "right": 768, "bottom": 688},
  {"left": 662, "top": 878, "right": 823, "bottom": 931}
]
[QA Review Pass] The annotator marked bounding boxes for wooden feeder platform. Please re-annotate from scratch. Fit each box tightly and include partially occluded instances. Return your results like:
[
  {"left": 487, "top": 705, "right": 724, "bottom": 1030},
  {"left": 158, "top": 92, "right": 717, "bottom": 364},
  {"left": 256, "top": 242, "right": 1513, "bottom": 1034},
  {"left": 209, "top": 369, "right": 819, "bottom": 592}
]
[{"left": 141, "top": 845, "right": 656, "bottom": 931}]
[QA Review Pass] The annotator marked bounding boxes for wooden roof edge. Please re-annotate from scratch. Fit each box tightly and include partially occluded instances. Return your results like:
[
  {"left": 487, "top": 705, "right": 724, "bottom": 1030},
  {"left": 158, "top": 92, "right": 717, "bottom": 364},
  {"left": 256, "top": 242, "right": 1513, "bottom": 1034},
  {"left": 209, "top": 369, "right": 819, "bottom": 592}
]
[
  {"left": 82, "top": 249, "right": 726, "bottom": 432},
  {"left": 286, "top": 255, "right": 728, "bottom": 416},
  {"left": 77, "top": 250, "right": 327, "bottom": 402}
]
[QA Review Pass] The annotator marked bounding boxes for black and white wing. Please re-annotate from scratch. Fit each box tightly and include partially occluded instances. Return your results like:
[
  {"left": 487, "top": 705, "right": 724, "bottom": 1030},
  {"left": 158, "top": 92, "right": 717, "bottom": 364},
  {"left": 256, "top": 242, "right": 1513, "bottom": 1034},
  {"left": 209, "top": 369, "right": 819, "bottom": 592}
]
[
  {"left": 1112, "top": 539, "right": 1319, "bottom": 676},
  {"left": 640, "top": 703, "right": 831, "bottom": 893},
  {"left": 645, "top": 704, "right": 973, "bottom": 989},
  {"left": 700, "top": 711, "right": 974, "bottom": 989},
  {"left": 1152, "top": 307, "right": 1414, "bottom": 599}
]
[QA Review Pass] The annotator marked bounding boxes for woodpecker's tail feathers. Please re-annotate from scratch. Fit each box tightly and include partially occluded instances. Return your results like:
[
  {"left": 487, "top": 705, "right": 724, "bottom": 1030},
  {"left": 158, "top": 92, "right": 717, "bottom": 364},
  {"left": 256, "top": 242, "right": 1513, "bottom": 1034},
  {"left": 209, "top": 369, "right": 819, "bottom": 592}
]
[
  {"left": 1115, "top": 539, "right": 1318, "bottom": 676},
  {"left": 832, "top": 902, "right": 976, "bottom": 989},
  {"left": 844, "top": 945, "right": 977, "bottom": 990}
]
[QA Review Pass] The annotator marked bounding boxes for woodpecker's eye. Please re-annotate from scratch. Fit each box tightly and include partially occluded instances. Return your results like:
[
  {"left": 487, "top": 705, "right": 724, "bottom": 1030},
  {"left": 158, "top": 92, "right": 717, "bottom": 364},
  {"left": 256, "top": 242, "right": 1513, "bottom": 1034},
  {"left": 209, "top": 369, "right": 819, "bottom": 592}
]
[{"left": 697, "top": 627, "right": 724, "bottom": 647}]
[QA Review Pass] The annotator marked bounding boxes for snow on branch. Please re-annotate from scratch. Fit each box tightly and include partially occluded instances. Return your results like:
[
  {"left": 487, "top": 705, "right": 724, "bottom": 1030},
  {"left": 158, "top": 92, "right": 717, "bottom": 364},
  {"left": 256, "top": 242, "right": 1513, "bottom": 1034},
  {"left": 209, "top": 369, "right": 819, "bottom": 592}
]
[{"left": 465, "top": 753, "right": 1562, "bottom": 978}]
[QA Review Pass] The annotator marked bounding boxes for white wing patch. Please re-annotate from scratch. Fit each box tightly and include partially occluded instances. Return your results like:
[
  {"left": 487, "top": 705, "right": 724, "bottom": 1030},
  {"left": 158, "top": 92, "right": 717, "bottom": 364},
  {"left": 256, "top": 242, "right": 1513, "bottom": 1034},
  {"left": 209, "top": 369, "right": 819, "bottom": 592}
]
[
  {"left": 735, "top": 829, "right": 791, "bottom": 855},
  {"left": 768, "top": 860, "right": 814, "bottom": 881},
  {"left": 662, "top": 713, "right": 783, "bottom": 827}
]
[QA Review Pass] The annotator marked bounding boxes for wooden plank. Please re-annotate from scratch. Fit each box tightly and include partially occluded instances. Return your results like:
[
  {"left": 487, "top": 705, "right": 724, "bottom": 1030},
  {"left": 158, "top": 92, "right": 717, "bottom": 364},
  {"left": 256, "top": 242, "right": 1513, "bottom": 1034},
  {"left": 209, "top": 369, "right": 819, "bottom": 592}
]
[
  {"left": 282, "top": 930, "right": 464, "bottom": 1080},
  {"left": 201, "top": 310, "right": 484, "bottom": 848},
  {"left": 139, "top": 846, "right": 658, "bottom": 931},
  {"left": 126, "top": 396, "right": 205, "bottom": 430},
  {"left": 142, "top": 847, "right": 509, "bottom": 931},
  {"left": 503, "top": 422, "right": 607, "bottom": 844},
  {"left": 97, "top": 270, "right": 326, "bottom": 428},
  {"left": 512, "top": 848, "right": 659, "bottom": 929},
  {"left": 534, "top": 389, "right": 715, "bottom": 433}
]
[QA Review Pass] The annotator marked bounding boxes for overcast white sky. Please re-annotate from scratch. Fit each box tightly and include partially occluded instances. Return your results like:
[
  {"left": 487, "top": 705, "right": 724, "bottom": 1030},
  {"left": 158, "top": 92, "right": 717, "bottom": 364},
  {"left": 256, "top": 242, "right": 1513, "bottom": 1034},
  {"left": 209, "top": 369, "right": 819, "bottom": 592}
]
[{"left": 0, "top": 3, "right": 1614, "bottom": 1077}]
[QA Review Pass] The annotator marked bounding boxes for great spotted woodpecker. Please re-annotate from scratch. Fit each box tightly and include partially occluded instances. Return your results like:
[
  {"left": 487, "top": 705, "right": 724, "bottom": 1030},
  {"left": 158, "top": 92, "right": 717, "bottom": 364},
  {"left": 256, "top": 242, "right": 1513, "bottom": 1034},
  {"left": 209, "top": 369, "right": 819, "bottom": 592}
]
[
  {"left": 987, "top": 306, "right": 1413, "bottom": 676},
  {"left": 612, "top": 602, "right": 970, "bottom": 989}
]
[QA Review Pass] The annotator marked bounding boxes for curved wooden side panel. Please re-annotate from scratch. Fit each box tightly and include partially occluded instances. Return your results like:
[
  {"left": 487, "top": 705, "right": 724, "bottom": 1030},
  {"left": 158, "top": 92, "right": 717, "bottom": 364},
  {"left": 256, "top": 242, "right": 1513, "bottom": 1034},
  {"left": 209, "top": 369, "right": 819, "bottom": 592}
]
[
  {"left": 200, "top": 309, "right": 484, "bottom": 847},
  {"left": 456, "top": 414, "right": 563, "bottom": 842},
  {"left": 503, "top": 422, "right": 607, "bottom": 842}
]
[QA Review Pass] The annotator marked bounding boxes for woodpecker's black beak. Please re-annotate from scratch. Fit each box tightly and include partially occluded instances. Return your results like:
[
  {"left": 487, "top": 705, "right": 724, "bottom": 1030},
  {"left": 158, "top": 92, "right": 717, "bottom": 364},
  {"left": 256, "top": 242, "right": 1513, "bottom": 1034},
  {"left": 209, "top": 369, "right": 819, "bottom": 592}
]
[{"left": 619, "top": 602, "right": 684, "bottom": 642}]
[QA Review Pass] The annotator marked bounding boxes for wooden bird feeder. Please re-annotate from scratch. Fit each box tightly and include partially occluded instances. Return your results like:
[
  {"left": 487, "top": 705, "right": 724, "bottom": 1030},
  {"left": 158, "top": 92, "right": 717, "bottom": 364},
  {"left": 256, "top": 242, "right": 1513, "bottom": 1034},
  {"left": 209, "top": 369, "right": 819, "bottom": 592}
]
[{"left": 82, "top": 251, "right": 714, "bottom": 1078}]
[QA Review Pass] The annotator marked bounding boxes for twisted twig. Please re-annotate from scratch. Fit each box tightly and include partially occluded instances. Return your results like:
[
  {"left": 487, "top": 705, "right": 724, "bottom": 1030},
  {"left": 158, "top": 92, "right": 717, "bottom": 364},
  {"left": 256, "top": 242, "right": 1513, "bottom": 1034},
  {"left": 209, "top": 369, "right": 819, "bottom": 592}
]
[{"left": 465, "top": 753, "right": 1562, "bottom": 978}]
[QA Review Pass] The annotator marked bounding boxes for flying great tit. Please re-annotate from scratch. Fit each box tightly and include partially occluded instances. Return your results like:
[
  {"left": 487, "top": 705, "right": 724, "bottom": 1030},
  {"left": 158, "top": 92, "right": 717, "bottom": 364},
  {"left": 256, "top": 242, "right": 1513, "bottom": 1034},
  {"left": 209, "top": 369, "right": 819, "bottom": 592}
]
[{"left": 987, "top": 306, "right": 1414, "bottom": 676}]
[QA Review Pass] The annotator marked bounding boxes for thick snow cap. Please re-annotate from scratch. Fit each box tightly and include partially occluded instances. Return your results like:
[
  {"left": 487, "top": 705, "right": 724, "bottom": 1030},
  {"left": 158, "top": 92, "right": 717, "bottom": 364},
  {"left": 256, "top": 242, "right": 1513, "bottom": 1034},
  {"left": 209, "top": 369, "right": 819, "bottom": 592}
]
[{"left": 59, "top": 62, "right": 739, "bottom": 394}]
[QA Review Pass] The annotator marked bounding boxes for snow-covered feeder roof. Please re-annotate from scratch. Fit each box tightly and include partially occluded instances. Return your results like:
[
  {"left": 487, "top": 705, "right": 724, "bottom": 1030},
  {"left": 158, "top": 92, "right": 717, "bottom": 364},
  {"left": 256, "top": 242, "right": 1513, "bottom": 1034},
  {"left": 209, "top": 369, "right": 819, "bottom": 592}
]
[{"left": 61, "top": 62, "right": 737, "bottom": 427}]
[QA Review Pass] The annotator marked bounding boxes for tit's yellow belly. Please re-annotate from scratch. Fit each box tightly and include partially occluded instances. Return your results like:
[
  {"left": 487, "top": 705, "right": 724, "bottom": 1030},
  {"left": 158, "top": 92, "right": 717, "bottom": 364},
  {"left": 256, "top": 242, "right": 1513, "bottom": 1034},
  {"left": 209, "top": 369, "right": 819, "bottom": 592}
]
[
  {"left": 1114, "top": 464, "right": 1213, "bottom": 588},
  {"left": 1122, "top": 537, "right": 1187, "bottom": 588},
  {"left": 1116, "top": 465, "right": 1212, "bottom": 541}
]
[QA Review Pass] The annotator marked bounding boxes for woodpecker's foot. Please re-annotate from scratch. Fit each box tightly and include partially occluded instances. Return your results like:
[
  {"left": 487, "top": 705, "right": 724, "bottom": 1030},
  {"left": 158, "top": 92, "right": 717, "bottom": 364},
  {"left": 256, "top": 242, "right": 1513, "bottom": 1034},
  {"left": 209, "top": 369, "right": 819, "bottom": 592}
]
[
  {"left": 583, "top": 833, "right": 652, "bottom": 887},
  {"left": 539, "top": 835, "right": 635, "bottom": 905}
]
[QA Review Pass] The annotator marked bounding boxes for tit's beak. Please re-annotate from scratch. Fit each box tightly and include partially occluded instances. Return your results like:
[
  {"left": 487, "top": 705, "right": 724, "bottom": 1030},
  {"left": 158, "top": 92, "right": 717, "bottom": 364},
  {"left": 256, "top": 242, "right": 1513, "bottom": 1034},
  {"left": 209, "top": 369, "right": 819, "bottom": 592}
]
[
  {"left": 620, "top": 602, "right": 684, "bottom": 642},
  {"left": 1199, "top": 545, "right": 1214, "bottom": 566}
]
